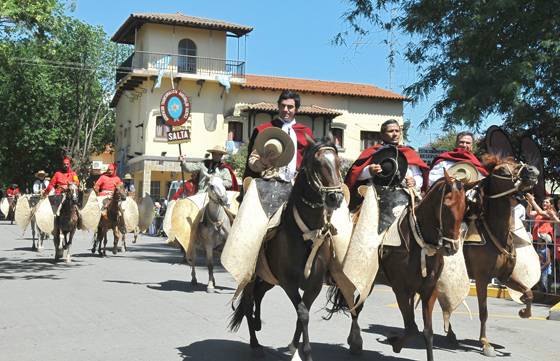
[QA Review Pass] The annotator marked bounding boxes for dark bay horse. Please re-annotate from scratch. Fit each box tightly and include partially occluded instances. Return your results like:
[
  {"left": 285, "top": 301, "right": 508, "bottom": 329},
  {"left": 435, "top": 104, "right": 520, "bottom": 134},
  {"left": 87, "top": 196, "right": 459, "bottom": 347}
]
[
  {"left": 326, "top": 173, "right": 467, "bottom": 361},
  {"left": 94, "top": 184, "right": 127, "bottom": 256},
  {"left": 229, "top": 137, "right": 344, "bottom": 361},
  {"left": 53, "top": 184, "right": 80, "bottom": 262},
  {"left": 456, "top": 156, "right": 539, "bottom": 357}
]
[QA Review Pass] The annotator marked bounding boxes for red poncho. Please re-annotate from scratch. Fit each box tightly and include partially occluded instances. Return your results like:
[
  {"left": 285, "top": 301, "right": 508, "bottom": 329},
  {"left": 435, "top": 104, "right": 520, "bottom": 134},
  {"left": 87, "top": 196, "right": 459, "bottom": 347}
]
[
  {"left": 431, "top": 148, "right": 489, "bottom": 176},
  {"left": 345, "top": 144, "right": 428, "bottom": 193}
]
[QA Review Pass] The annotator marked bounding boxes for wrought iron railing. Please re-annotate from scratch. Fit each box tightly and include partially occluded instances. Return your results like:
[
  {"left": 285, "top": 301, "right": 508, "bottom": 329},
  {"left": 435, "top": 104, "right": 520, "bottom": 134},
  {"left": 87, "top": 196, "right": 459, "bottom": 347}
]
[{"left": 115, "top": 51, "right": 246, "bottom": 84}]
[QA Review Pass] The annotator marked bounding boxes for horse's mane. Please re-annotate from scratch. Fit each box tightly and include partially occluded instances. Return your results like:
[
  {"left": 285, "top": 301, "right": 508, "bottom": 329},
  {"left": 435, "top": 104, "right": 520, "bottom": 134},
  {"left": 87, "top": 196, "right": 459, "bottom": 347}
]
[{"left": 481, "top": 154, "right": 517, "bottom": 173}]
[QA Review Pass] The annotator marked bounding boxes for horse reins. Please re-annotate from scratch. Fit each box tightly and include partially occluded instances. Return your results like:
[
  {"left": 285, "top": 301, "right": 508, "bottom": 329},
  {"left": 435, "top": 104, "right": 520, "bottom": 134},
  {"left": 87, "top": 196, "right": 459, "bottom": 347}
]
[
  {"left": 408, "top": 180, "right": 461, "bottom": 277},
  {"left": 299, "top": 146, "right": 344, "bottom": 212},
  {"left": 487, "top": 162, "right": 526, "bottom": 199}
]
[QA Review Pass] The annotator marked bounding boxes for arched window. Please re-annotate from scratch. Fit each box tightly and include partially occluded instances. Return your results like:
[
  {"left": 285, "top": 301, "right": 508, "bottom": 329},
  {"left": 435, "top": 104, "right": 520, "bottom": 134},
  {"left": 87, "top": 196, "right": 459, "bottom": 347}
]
[{"left": 178, "top": 39, "right": 197, "bottom": 73}]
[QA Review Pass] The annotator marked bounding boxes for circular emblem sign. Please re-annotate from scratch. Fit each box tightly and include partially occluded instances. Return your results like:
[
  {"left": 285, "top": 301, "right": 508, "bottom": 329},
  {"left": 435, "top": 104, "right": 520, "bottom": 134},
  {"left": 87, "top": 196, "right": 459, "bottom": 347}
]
[{"left": 160, "top": 89, "right": 191, "bottom": 127}]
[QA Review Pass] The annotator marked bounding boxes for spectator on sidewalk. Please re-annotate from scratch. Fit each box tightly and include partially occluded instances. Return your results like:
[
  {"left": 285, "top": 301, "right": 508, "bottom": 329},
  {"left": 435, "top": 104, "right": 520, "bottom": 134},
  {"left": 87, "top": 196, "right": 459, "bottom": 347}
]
[{"left": 537, "top": 234, "right": 552, "bottom": 293}]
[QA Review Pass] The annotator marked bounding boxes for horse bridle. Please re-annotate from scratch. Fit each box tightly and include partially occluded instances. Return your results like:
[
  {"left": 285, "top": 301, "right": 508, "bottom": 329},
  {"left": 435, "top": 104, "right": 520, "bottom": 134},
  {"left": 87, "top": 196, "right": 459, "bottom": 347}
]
[
  {"left": 301, "top": 146, "right": 344, "bottom": 210},
  {"left": 411, "top": 179, "right": 461, "bottom": 250},
  {"left": 487, "top": 162, "right": 527, "bottom": 199}
]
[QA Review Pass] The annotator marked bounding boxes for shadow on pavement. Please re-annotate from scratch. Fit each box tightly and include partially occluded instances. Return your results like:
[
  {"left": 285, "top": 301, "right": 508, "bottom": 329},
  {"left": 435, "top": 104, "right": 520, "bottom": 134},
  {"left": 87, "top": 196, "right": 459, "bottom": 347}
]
[
  {"left": 178, "top": 340, "right": 413, "bottom": 361},
  {"left": 0, "top": 256, "right": 82, "bottom": 280},
  {"left": 103, "top": 279, "right": 235, "bottom": 294},
  {"left": 364, "top": 323, "right": 510, "bottom": 357}
]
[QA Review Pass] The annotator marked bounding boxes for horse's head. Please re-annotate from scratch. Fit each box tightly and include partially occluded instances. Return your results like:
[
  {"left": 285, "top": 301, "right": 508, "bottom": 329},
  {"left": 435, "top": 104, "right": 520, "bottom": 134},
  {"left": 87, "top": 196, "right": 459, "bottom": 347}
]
[
  {"left": 113, "top": 183, "right": 127, "bottom": 201},
  {"left": 483, "top": 155, "right": 539, "bottom": 198},
  {"left": 301, "top": 135, "right": 344, "bottom": 212},
  {"left": 65, "top": 182, "right": 80, "bottom": 204},
  {"left": 419, "top": 172, "right": 467, "bottom": 255},
  {"left": 207, "top": 176, "right": 229, "bottom": 207}
]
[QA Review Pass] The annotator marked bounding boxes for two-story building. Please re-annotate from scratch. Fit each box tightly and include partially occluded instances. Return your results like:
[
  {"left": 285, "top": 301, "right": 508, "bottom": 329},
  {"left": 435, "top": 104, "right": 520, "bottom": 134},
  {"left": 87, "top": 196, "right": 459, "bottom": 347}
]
[{"left": 110, "top": 12, "right": 408, "bottom": 199}]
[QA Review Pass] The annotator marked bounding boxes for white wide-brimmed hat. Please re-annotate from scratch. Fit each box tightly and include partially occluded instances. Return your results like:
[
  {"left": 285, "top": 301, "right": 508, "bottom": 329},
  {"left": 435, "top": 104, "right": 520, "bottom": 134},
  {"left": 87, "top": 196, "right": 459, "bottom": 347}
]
[{"left": 254, "top": 127, "right": 295, "bottom": 168}]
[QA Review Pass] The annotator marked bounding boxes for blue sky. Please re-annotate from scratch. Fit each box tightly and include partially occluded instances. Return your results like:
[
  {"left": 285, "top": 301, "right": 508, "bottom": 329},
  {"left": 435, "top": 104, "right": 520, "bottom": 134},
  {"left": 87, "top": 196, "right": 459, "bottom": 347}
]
[{"left": 72, "top": 0, "right": 497, "bottom": 148}]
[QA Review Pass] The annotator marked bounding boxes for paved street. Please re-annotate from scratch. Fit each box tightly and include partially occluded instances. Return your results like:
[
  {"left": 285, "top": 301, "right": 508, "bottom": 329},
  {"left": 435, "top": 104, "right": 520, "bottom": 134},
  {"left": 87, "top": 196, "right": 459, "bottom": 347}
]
[{"left": 0, "top": 220, "right": 556, "bottom": 361}]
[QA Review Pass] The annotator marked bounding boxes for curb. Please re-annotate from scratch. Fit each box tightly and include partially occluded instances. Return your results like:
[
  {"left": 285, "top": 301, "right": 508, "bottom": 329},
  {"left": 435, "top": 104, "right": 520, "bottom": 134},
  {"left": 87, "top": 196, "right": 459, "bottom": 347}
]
[
  {"left": 468, "top": 284, "right": 510, "bottom": 299},
  {"left": 549, "top": 301, "right": 560, "bottom": 321}
]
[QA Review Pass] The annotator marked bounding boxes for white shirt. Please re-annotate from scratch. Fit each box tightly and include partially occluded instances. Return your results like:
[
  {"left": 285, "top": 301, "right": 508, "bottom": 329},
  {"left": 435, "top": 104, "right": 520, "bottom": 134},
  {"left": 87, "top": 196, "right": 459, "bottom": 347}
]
[
  {"left": 32, "top": 179, "right": 49, "bottom": 194},
  {"left": 278, "top": 119, "right": 298, "bottom": 182}
]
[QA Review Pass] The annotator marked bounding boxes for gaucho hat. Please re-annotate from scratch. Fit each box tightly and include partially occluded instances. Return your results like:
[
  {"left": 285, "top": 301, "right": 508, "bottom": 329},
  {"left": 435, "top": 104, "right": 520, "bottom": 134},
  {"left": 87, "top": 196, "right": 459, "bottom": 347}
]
[
  {"left": 370, "top": 145, "right": 408, "bottom": 187},
  {"left": 254, "top": 127, "right": 295, "bottom": 168},
  {"left": 447, "top": 161, "right": 480, "bottom": 184}
]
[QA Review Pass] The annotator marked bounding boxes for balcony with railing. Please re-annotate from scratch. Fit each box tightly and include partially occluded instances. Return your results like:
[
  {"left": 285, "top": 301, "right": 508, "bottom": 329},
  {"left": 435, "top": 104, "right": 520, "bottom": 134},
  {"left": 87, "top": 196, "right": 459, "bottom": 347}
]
[{"left": 115, "top": 51, "right": 246, "bottom": 84}]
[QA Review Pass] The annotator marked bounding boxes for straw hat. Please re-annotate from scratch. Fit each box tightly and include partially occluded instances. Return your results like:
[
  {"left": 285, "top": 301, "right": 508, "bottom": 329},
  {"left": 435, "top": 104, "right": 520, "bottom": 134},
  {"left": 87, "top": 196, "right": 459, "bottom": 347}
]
[
  {"left": 35, "top": 170, "right": 47, "bottom": 178},
  {"left": 124, "top": 173, "right": 133, "bottom": 180},
  {"left": 447, "top": 161, "right": 480, "bottom": 184},
  {"left": 254, "top": 127, "right": 295, "bottom": 168},
  {"left": 206, "top": 145, "right": 228, "bottom": 155}
]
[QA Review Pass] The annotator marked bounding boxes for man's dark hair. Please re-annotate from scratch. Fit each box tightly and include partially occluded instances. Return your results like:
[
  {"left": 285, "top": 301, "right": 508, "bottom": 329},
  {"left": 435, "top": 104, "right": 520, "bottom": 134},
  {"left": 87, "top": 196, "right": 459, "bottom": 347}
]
[
  {"left": 380, "top": 119, "right": 400, "bottom": 133},
  {"left": 277, "top": 90, "right": 301, "bottom": 110},
  {"left": 456, "top": 131, "right": 474, "bottom": 144}
]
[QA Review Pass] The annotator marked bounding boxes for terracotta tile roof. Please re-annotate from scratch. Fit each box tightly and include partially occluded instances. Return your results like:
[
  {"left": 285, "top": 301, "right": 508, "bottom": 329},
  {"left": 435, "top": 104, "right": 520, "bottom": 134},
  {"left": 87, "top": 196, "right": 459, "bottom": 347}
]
[
  {"left": 112, "top": 12, "right": 253, "bottom": 44},
  {"left": 241, "top": 102, "right": 343, "bottom": 116},
  {"left": 242, "top": 74, "right": 408, "bottom": 101}
]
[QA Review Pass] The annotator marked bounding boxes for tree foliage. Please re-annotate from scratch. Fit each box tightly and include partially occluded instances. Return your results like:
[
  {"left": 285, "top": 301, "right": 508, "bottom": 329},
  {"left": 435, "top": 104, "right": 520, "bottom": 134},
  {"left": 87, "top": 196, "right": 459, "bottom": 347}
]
[
  {"left": 337, "top": 0, "right": 560, "bottom": 184},
  {"left": 0, "top": 1, "right": 115, "bottom": 189}
]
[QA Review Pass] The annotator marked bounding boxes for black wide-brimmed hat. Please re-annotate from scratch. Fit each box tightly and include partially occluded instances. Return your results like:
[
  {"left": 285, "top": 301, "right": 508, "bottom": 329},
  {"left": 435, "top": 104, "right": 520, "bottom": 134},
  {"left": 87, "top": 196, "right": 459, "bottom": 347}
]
[{"left": 370, "top": 145, "right": 408, "bottom": 186}]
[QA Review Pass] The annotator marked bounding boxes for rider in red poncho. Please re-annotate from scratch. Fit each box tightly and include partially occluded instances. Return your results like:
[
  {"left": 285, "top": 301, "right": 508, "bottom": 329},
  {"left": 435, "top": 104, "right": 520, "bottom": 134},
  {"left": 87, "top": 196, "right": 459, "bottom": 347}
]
[
  {"left": 94, "top": 163, "right": 123, "bottom": 197},
  {"left": 44, "top": 157, "right": 80, "bottom": 196}
]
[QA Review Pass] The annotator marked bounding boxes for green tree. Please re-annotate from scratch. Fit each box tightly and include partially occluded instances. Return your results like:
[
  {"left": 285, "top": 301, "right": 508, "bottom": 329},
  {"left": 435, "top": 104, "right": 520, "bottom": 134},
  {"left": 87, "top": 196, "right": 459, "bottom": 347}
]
[
  {"left": 0, "top": 3, "right": 114, "bottom": 188},
  {"left": 337, "top": 0, "right": 560, "bottom": 184}
]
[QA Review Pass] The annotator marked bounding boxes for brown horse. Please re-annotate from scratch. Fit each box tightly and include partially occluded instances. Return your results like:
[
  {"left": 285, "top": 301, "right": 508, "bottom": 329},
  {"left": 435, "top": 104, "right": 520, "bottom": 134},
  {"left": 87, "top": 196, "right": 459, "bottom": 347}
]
[
  {"left": 229, "top": 137, "right": 345, "bottom": 361},
  {"left": 53, "top": 184, "right": 80, "bottom": 262},
  {"left": 94, "top": 184, "right": 127, "bottom": 256},
  {"left": 326, "top": 173, "right": 467, "bottom": 361},
  {"left": 453, "top": 156, "right": 539, "bottom": 357}
]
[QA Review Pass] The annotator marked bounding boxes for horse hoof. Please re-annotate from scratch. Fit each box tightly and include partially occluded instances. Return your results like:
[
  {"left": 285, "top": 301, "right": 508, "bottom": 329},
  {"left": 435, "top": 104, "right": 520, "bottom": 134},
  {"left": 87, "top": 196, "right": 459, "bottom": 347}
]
[
  {"left": 112, "top": 248, "right": 117, "bottom": 255},
  {"left": 387, "top": 336, "right": 402, "bottom": 353},
  {"left": 288, "top": 342, "right": 298, "bottom": 355},
  {"left": 206, "top": 286, "right": 215, "bottom": 293},
  {"left": 518, "top": 308, "right": 532, "bottom": 319},
  {"left": 348, "top": 341, "right": 363, "bottom": 355},
  {"left": 191, "top": 279, "right": 198, "bottom": 286},
  {"left": 482, "top": 344, "right": 496, "bottom": 357},
  {"left": 446, "top": 333, "right": 459, "bottom": 348},
  {"left": 251, "top": 346, "right": 265, "bottom": 358},
  {"left": 253, "top": 318, "right": 262, "bottom": 331}
]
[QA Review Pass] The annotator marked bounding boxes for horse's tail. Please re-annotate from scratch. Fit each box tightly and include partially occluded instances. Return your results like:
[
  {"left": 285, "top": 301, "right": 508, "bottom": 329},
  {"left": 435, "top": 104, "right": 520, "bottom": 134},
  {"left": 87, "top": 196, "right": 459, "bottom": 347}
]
[
  {"left": 228, "top": 284, "right": 253, "bottom": 332},
  {"left": 323, "top": 286, "right": 350, "bottom": 320}
]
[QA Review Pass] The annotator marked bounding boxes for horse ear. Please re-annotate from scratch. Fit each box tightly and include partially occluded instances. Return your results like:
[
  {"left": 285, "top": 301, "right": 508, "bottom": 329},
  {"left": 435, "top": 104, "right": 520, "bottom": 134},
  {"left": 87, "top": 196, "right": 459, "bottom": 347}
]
[{"left": 443, "top": 169, "right": 452, "bottom": 184}]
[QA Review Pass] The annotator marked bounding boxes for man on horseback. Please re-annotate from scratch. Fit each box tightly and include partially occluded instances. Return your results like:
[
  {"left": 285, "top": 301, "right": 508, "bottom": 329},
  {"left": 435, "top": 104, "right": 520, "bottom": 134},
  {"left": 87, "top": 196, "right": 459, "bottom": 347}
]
[
  {"left": 345, "top": 119, "right": 428, "bottom": 212},
  {"left": 428, "top": 131, "right": 488, "bottom": 187},
  {"left": 33, "top": 170, "right": 49, "bottom": 195},
  {"left": 179, "top": 145, "right": 238, "bottom": 193},
  {"left": 93, "top": 163, "right": 123, "bottom": 197},
  {"left": 243, "top": 90, "right": 313, "bottom": 183},
  {"left": 43, "top": 157, "right": 80, "bottom": 196}
]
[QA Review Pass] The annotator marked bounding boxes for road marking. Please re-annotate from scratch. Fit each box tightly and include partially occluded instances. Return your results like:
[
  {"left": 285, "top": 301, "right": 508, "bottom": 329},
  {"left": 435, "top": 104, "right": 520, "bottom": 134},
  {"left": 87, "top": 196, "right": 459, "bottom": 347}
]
[{"left": 384, "top": 303, "right": 547, "bottom": 321}]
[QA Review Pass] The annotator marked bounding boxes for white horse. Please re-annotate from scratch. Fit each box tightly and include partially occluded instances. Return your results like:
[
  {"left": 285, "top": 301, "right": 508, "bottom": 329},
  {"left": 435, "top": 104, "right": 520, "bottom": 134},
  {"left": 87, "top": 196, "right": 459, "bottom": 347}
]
[{"left": 190, "top": 175, "right": 232, "bottom": 292}]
